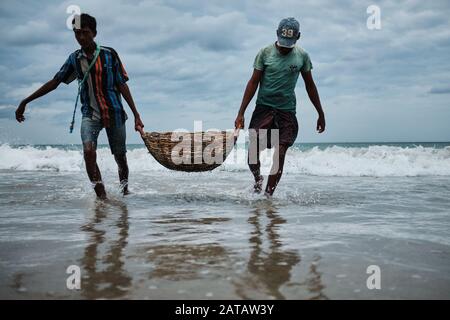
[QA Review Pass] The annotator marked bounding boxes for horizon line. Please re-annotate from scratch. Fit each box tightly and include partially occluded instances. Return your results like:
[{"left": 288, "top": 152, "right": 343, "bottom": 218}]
[{"left": 3, "top": 141, "right": 450, "bottom": 146}]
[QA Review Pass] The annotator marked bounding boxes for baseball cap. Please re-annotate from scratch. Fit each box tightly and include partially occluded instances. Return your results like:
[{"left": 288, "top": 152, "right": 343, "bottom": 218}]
[{"left": 276, "top": 17, "right": 300, "bottom": 48}]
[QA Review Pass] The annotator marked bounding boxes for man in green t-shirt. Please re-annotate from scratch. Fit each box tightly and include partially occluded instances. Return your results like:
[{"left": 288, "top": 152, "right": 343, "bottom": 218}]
[{"left": 235, "top": 17, "right": 326, "bottom": 197}]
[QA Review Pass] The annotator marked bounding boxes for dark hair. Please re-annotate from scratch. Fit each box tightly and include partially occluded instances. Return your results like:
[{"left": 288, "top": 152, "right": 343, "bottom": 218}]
[{"left": 72, "top": 13, "right": 97, "bottom": 35}]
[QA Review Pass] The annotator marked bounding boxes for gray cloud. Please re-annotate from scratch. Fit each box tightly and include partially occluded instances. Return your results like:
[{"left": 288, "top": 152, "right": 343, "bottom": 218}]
[
  {"left": 1, "top": 0, "right": 450, "bottom": 144},
  {"left": 428, "top": 86, "right": 450, "bottom": 94},
  {"left": 0, "top": 105, "right": 15, "bottom": 119}
]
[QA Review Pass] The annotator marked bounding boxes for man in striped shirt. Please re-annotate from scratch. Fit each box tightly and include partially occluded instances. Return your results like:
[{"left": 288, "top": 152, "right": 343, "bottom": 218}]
[{"left": 15, "top": 13, "right": 144, "bottom": 199}]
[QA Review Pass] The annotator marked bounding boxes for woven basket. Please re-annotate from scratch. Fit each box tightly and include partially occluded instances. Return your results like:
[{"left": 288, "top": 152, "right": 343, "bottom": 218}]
[{"left": 142, "top": 131, "right": 237, "bottom": 172}]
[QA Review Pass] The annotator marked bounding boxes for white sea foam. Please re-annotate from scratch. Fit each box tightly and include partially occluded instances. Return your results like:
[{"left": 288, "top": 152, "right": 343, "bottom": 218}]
[
  {"left": 221, "top": 145, "right": 450, "bottom": 177},
  {"left": 0, "top": 144, "right": 449, "bottom": 176},
  {"left": 283, "top": 145, "right": 450, "bottom": 177}
]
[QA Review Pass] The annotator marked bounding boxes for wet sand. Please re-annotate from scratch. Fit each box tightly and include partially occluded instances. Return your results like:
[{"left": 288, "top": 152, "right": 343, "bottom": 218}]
[{"left": 1, "top": 169, "right": 449, "bottom": 299}]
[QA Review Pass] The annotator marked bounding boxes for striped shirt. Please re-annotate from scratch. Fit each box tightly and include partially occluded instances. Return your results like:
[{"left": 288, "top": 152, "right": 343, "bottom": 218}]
[{"left": 54, "top": 44, "right": 129, "bottom": 128}]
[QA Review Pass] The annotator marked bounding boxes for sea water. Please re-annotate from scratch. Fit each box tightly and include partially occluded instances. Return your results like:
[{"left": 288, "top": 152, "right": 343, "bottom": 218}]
[{"left": 0, "top": 142, "right": 449, "bottom": 299}]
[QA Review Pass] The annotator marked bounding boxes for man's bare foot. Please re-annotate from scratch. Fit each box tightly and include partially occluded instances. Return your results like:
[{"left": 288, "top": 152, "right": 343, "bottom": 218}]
[
  {"left": 120, "top": 180, "right": 130, "bottom": 196},
  {"left": 94, "top": 182, "right": 107, "bottom": 199},
  {"left": 254, "top": 175, "right": 264, "bottom": 193},
  {"left": 264, "top": 191, "right": 273, "bottom": 199}
]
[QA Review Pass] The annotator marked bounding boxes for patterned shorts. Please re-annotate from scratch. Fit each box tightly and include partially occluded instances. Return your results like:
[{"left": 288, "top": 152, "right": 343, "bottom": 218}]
[{"left": 248, "top": 105, "right": 298, "bottom": 149}]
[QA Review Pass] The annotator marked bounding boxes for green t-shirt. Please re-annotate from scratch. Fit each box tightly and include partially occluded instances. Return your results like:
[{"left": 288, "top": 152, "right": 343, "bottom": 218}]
[{"left": 253, "top": 43, "right": 313, "bottom": 113}]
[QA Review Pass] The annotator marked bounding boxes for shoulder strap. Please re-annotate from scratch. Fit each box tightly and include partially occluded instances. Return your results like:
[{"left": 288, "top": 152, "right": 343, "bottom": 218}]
[
  {"left": 69, "top": 44, "right": 101, "bottom": 133},
  {"left": 79, "top": 44, "right": 101, "bottom": 87}
]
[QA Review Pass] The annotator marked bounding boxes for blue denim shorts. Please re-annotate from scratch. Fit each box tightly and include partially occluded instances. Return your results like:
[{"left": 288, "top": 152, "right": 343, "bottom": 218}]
[{"left": 80, "top": 117, "right": 127, "bottom": 155}]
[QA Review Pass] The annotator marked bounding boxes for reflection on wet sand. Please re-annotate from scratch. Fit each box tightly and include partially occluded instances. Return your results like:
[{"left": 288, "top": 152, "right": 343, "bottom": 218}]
[
  {"left": 139, "top": 203, "right": 329, "bottom": 299},
  {"left": 146, "top": 244, "right": 228, "bottom": 281},
  {"left": 80, "top": 200, "right": 131, "bottom": 299},
  {"left": 234, "top": 202, "right": 328, "bottom": 299},
  {"left": 76, "top": 200, "right": 328, "bottom": 299},
  {"left": 233, "top": 202, "right": 300, "bottom": 299},
  {"left": 144, "top": 214, "right": 231, "bottom": 282},
  {"left": 305, "top": 254, "right": 328, "bottom": 300}
]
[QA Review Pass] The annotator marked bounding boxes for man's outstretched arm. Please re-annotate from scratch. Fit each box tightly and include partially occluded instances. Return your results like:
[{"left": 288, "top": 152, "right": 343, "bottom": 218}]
[
  {"left": 301, "top": 70, "right": 325, "bottom": 133},
  {"left": 235, "top": 69, "right": 263, "bottom": 129},
  {"left": 117, "top": 83, "right": 144, "bottom": 135},
  {"left": 15, "top": 78, "right": 61, "bottom": 122}
]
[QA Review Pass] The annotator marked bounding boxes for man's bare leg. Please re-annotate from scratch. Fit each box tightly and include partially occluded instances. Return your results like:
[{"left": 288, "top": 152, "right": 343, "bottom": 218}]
[
  {"left": 248, "top": 151, "right": 264, "bottom": 193},
  {"left": 114, "top": 153, "right": 129, "bottom": 195},
  {"left": 83, "top": 142, "right": 106, "bottom": 199},
  {"left": 265, "top": 144, "right": 289, "bottom": 197}
]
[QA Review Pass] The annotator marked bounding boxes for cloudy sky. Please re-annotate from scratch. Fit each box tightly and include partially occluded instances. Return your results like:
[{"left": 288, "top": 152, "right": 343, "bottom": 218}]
[{"left": 1, "top": 0, "right": 449, "bottom": 144}]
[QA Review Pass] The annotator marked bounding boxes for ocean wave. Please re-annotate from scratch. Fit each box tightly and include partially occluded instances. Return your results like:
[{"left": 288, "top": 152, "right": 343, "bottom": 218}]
[{"left": 0, "top": 144, "right": 449, "bottom": 177}]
